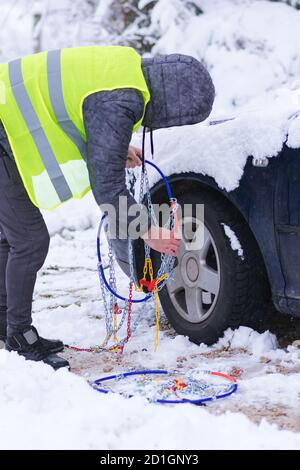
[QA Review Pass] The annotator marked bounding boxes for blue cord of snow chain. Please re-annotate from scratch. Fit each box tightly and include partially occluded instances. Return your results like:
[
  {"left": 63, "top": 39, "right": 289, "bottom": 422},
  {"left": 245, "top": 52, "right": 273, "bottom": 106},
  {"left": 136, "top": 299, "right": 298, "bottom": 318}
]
[
  {"left": 145, "top": 159, "right": 173, "bottom": 200},
  {"left": 97, "top": 159, "right": 174, "bottom": 304},
  {"left": 92, "top": 369, "right": 238, "bottom": 405},
  {"left": 97, "top": 215, "right": 151, "bottom": 303}
]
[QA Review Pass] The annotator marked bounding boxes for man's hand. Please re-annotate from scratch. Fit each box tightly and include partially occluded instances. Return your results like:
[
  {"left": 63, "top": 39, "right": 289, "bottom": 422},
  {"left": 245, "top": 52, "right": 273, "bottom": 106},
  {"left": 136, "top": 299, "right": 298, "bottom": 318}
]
[
  {"left": 126, "top": 144, "right": 181, "bottom": 256},
  {"left": 126, "top": 145, "right": 142, "bottom": 168},
  {"left": 142, "top": 226, "right": 181, "bottom": 257}
]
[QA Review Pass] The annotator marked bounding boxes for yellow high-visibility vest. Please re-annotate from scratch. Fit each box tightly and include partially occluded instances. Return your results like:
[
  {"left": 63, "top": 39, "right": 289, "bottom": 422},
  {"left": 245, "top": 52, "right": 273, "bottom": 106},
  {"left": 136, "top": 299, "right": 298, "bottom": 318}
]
[{"left": 0, "top": 46, "right": 150, "bottom": 209}]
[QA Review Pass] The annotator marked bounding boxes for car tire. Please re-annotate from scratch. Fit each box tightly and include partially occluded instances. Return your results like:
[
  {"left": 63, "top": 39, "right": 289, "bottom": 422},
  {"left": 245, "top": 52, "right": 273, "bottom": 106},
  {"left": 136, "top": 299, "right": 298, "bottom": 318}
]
[{"left": 152, "top": 189, "right": 269, "bottom": 345}]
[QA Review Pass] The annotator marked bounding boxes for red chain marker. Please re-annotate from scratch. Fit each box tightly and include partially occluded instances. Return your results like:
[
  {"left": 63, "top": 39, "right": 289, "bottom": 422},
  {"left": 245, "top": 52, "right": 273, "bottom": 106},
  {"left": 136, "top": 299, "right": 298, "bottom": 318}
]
[
  {"left": 125, "top": 282, "right": 133, "bottom": 344},
  {"left": 66, "top": 345, "right": 94, "bottom": 352},
  {"left": 139, "top": 278, "right": 158, "bottom": 292},
  {"left": 113, "top": 303, "right": 122, "bottom": 315}
]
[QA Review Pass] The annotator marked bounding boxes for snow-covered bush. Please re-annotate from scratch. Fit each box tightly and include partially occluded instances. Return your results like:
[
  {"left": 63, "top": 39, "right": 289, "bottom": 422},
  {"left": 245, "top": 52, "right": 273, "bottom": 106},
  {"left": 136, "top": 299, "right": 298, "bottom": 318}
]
[{"left": 271, "top": 0, "right": 300, "bottom": 9}]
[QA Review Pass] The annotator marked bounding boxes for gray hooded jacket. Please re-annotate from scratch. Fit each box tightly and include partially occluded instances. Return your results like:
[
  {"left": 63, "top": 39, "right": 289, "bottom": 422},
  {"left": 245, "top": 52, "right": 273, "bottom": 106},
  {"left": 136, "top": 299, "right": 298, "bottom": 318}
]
[{"left": 82, "top": 53, "right": 215, "bottom": 273}]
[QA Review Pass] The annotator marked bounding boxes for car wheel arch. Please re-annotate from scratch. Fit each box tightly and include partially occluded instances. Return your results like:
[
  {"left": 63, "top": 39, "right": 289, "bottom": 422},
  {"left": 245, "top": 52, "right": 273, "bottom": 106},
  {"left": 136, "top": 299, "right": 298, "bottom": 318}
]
[{"left": 148, "top": 172, "right": 271, "bottom": 294}]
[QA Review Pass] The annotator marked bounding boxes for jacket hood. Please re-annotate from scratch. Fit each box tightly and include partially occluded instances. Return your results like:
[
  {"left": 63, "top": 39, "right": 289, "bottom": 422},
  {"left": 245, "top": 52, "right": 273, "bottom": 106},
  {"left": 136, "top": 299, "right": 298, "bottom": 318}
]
[{"left": 141, "top": 54, "right": 215, "bottom": 129}]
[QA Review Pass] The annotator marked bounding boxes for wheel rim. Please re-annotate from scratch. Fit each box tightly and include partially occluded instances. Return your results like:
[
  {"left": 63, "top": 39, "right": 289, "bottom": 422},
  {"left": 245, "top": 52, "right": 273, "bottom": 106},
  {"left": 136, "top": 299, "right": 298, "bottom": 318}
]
[{"left": 167, "top": 217, "right": 220, "bottom": 324}]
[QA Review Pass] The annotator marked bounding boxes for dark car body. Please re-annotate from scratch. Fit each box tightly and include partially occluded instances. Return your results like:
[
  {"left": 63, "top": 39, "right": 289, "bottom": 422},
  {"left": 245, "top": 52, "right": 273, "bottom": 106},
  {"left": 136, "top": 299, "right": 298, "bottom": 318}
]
[{"left": 147, "top": 144, "right": 300, "bottom": 319}]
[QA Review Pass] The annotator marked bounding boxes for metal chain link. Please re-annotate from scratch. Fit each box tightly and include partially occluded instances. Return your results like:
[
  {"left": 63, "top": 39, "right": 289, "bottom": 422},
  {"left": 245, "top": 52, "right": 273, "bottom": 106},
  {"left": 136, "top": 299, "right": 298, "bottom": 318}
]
[
  {"left": 98, "top": 164, "right": 177, "bottom": 351},
  {"left": 143, "top": 167, "right": 177, "bottom": 291}
]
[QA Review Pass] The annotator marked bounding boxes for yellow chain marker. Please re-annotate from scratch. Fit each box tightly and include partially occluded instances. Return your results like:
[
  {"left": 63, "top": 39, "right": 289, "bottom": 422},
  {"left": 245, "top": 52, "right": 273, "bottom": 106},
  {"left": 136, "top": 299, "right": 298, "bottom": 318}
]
[
  {"left": 138, "top": 257, "right": 171, "bottom": 352},
  {"left": 153, "top": 286, "right": 160, "bottom": 352},
  {"left": 111, "top": 304, "right": 119, "bottom": 353}
]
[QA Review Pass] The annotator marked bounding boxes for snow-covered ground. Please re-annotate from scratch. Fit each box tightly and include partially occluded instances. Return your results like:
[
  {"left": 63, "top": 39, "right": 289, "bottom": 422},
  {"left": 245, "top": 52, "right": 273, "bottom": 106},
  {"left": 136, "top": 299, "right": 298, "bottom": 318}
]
[
  {"left": 1, "top": 0, "right": 300, "bottom": 450},
  {"left": 1, "top": 196, "right": 300, "bottom": 450}
]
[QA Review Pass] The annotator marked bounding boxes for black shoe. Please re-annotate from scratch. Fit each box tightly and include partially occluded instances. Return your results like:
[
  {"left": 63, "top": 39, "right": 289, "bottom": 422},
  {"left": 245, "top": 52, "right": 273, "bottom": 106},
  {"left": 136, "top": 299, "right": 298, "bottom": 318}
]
[
  {"left": 5, "top": 327, "right": 69, "bottom": 371},
  {"left": 32, "top": 326, "right": 64, "bottom": 354},
  {"left": 0, "top": 326, "right": 64, "bottom": 354}
]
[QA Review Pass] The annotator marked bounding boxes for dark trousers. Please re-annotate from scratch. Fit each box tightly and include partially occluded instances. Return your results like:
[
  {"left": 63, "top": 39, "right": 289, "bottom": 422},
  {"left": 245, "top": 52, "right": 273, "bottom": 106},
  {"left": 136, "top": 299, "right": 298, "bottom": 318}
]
[{"left": 0, "top": 151, "right": 50, "bottom": 336}]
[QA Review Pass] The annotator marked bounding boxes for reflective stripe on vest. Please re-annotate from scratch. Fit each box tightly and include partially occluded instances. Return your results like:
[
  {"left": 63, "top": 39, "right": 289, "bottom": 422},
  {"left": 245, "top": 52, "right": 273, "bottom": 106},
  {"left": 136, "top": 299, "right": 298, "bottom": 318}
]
[
  {"left": 47, "top": 50, "right": 88, "bottom": 162},
  {"left": 8, "top": 58, "right": 72, "bottom": 202}
]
